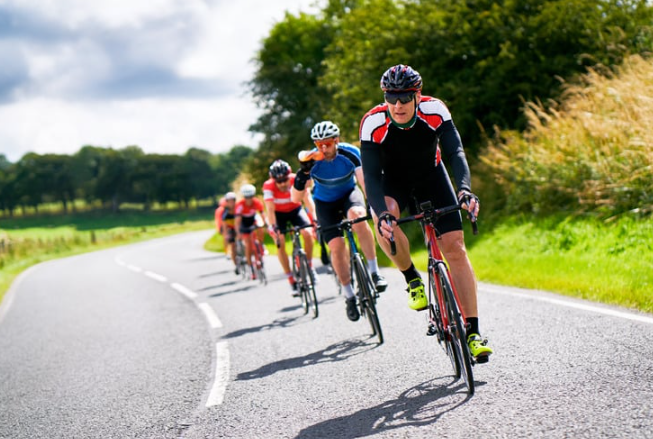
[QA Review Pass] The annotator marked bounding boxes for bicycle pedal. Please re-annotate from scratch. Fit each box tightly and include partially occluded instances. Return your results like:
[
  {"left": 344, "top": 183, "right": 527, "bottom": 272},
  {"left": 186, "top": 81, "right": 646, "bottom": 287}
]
[
  {"left": 475, "top": 354, "right": 490, "bottom": 364},
  {"left": 426, "top": 325, "right": 437, "bottom": 336}
]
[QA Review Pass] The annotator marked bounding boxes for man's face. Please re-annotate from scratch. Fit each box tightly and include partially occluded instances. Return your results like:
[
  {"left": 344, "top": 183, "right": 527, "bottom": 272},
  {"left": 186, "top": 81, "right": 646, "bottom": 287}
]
[
  {"left": 226, "top": 199, "right": 236, "bottom": 208},
  {"left": 314, "top": 137, "right": 338, "bottom": 160},
  {"left": 274, "top": 175, "right": 291, "bottom": 191},
  {"left": 385, "top": 91, "right": 420, "bottom": 125},
  {"left": 244, "top": 196, "right": 254, "bottom": 205}
]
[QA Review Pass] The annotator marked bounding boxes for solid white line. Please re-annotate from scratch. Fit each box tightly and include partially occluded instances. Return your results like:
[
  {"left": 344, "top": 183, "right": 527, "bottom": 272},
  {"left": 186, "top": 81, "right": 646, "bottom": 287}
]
[
  {"left": 0, "top": 264, "right": 41, "bottom": 326},
  {"left": 482, "top": 285, "right": 653, "bottom": 325},
  {"left": 170, "top": 282, "right": 198, "bottom": 300},
  {"left": 198, "top": 302, "right": 223, "bottom": 328},
  {"left": 144, "top": 271, "right": 167, "bottom": 283},
  {"left": 126, "top": 264, "right": 142, "bottom": 273},
  {"left": 206, "top": 341, "right": 230, "bottom": 407}
]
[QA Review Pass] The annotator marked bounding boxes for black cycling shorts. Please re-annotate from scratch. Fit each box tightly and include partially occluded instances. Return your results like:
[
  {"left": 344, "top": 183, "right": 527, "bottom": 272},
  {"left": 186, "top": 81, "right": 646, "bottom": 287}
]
[
  {"left": 383, "top": 161, "right": 462, "bottom": 234},
  {"left": 275, "top": 206, "right": 312, "bottom": 234},
  {"left": 315, "top": 186, "right": 367, "bottom": 243}
]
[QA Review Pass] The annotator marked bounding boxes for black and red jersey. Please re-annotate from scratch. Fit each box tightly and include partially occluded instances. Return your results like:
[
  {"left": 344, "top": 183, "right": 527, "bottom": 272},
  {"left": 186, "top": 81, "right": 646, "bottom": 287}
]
[{"left": 359, "top": 95, "right": 471, "bottom": 216}]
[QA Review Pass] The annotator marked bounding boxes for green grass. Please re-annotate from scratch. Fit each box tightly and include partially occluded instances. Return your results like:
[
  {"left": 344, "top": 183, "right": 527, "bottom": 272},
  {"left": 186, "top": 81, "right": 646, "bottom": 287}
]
[
  {"left": 0, "top": 209, "right": 215, "bottom": 305},
  {"left": 464, "top": 215, "right": 653, "bottom": 313}
]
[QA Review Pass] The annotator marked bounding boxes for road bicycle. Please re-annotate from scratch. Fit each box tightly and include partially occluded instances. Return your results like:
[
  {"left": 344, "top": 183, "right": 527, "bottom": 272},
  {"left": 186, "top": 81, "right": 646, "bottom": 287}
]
[
  {"left": 238, "top": 231, "right": 268, "bottom": 285},
  {"left": 392, "top": 201, "right": 479, "bottom": 394},
  {"left": 320, "top": 215, "right": 383, "bottom": 344},
  {"left": 279, "top": 223, "right": 319, "bottom": 318}
]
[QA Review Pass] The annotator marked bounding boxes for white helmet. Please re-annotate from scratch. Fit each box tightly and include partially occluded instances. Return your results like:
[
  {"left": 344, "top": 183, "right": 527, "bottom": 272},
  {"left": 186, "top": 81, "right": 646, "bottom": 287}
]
[
  {"left": 224, "top": 191, "right": 237, "bottom": 200},
  {"left": 311, "top": 121, "right": 340, "bottom": 140},
  {"left": 240, "top": 184, "right": 256, "bottom": 197}
]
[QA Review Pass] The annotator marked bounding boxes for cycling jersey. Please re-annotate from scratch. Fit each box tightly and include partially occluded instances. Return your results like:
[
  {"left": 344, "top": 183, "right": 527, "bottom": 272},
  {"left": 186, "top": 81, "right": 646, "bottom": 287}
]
[
  {"left": 359, "top": 95, "right": 471, "bottom": 217},
  {"left": 262, "top": 174, "right": 301, "bottom": 213},
  {"left": 235, "top": 198, "right": 265, "bottom": 230},
  {"left": 308, "top": 143, "right": 362, "bottom": 203},
  {"left": 215, "top": 205, "right": 225, "bottom": 231},
  {"left": 221, "top": 207, "right": 236, "bottom": 229}
]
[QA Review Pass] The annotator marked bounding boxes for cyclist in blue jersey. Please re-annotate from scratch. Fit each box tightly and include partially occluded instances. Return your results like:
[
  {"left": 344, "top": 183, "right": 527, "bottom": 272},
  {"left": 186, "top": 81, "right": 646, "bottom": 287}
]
[
  {"left": 359, "top": 64, "right": 492, "bottom": 361},
  {"left": 292, "top": 121, "right": 388, "bottom": 322}
]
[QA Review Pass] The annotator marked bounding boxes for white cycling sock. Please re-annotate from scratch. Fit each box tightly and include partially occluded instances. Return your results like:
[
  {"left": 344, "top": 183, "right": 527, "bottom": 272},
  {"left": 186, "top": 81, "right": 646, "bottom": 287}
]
[
  {"left": 367, "top": 258, "right": 378, "bottom": 274},
  {"left": 343, "top": 283, "right": 355, "bottom": 299}
]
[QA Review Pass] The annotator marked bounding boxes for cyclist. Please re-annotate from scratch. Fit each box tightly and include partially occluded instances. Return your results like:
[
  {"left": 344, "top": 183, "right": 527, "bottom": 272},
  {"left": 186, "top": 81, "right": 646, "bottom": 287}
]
[
  {"left": 235, "top": 183, "right": 268, "bottom": 280},
  {"left": 263, "top": 159, "right": 317, "bottom": 293},
  {"left": 293, "top": 121, "right": 388, "bottom": 322},
  {"left": 220, "top": 192, "right": 239, "bottom": 273},
  {"left": 359, "top": 64, "right": 493, "bottom": 361}
]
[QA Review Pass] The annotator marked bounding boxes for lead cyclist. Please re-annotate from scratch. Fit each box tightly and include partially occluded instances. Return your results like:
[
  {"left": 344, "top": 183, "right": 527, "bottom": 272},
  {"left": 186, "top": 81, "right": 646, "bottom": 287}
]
[{"left": 359, "top": 64, "right": 493, "bottom": 362}]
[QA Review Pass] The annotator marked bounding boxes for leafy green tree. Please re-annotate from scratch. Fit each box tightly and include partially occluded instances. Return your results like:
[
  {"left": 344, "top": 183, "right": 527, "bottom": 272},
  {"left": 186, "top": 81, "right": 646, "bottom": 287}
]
[{"left": 212, "top": 145, "right": 255, "bottom": 193}]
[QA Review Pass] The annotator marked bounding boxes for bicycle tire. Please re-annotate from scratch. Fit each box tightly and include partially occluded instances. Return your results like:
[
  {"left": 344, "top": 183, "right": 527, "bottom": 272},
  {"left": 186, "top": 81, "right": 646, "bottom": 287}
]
[
  {"left": 428, "top": 264, "right": 461, "bottom": 378},
  {"left": 254, "top": 240, "right": 267, "bottom": 285},
  {"left": 439, "top": 265, "right": 474, "bottom": 395},
  {"left": 300, "top": 253, "right": 318, "bottom": 318},
  {"left": 353, "top": 254, "right": 383, "bottom": 344},
  {"left": 292, "top": 253, "right": 309, "bottom": 314}
]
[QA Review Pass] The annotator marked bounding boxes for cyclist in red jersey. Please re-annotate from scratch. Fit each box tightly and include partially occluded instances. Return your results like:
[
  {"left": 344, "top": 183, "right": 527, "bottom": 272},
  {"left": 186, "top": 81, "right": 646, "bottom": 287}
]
[
  {"left": 263, "top": 160, "right": 317, "bottom": 293},
  {"left": 359, "top": 64, "right": 492, "bottom": 361},
  {"left": 220, "top": 192, "right": 238, "bottom": 273},
  {"left": 235, "top": 184, "right": 268, "bottom": 279}
]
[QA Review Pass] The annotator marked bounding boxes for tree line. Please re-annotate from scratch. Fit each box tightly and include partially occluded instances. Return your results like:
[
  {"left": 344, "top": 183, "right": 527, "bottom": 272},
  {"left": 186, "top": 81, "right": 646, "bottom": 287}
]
[
  {"left": 0, "top": 145, "right": 253, "bottom": 217},
  {"left": 245, "top": 0, "right": 653, "bottom": 190}
]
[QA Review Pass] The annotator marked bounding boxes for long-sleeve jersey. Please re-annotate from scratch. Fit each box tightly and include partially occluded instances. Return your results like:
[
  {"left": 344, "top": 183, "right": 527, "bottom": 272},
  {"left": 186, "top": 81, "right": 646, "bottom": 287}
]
[{"left": 359, "top": 95, "right": 471, "bottom": 216}]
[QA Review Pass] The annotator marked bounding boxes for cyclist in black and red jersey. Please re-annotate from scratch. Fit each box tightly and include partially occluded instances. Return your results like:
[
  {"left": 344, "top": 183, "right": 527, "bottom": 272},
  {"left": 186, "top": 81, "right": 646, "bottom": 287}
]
[
  {"left": 359, "top": 64, "right": 492, "bottom": 361},
  {"left": 220, "top": 191, "right": 239, "bottom": 273}
]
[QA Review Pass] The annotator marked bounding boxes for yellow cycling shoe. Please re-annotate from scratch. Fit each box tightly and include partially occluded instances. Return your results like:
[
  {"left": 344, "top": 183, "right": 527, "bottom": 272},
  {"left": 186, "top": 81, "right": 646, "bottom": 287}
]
[
  {"left": 467, "top": 333, "right": 493, "bottom": 363},
  {"left": 406, "top": 278, "right": 428, "bottom": 311}
]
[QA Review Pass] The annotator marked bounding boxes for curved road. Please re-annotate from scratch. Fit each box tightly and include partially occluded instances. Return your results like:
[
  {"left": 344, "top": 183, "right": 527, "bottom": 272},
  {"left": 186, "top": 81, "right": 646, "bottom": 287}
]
[{"left": 1, "top": 230, "right": 652, "bottom": 438}]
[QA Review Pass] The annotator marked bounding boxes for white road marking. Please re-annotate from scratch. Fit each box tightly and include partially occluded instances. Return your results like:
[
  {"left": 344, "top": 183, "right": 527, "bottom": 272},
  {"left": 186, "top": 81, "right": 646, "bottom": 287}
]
[
  {"left": 482, "top": 284, "right": 653, "bottom": 325},
  {"left": 114, "top": 257, "right": 126, "bottom": 266},
  {"left": 206, "top": 341, "right": 230, "bottom": 407},
  {"left": 144, "top": 271, "right": 167, "bottom": 282},
  {"left": 170, "top": 282, "right": 198, "bottom": 300},
  {"left": 198, "top": 302, "right": 223, "bottom": 328},
  {"left": 126, "top": 264, "right": 142, "bottom": 273}
]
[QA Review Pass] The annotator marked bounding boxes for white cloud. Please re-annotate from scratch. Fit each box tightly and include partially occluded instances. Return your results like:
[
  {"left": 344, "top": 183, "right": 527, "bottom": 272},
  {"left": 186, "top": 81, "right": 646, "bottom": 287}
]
[{"left": 0, "top": 0, "right": 320, "bottom": 162}]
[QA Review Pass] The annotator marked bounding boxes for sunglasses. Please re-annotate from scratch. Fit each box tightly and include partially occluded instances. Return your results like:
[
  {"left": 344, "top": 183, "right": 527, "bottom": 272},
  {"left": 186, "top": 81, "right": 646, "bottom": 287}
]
[
  {"left": 315, "top": 139, "right": 337, "bottom": 148},
  {"left": 275, "top": 177, "right": 289, "bottom": 183},
  {"left": 384, "top": 92, "right": 415, "bottom": 105}
]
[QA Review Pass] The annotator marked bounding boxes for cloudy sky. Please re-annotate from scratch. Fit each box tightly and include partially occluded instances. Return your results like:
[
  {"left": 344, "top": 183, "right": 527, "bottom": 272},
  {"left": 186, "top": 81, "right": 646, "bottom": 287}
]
[{"left": 0, "top": 0, "right": 319, "bottom": 162}]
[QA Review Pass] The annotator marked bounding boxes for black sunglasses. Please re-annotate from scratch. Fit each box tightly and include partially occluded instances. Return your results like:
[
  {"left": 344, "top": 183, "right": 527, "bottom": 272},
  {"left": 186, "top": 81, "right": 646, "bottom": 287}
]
[
  {"left": 384, "top": 92, "right": 415, "bottom": 105},
  {"left": 275, "top": 177, "right": 289, "bottom": 183}
]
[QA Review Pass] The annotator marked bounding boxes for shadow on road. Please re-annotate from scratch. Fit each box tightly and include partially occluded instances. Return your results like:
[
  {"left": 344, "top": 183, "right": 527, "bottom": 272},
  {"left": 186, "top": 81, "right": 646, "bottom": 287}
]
[
  {"left": 236, "top": 337, "right": 377, "bottom": 381},
  {"left": 294, "top": 378, "right": 478, "bottom": 438},
  {"left": 198, "top": 268, "right": 234, "bottom": 278},
  {"left": 222, "top": 316, "right": 302, "bottom": 340}
]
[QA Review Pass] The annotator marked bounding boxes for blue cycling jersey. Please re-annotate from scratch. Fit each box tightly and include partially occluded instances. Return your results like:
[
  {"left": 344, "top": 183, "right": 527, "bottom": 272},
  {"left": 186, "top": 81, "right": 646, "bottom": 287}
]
[{"left": 310, "top": 143, "right": 362, "bottom": 202}]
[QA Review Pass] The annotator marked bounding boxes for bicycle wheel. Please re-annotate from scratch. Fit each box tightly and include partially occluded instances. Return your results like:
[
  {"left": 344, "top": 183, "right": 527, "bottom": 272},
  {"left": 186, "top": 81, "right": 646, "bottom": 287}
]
[
  {"left": 428, "top": 264, "right": 461, "bottom": 378},
  {"left": 254, "top": 240, "right": 267, "bottom": 285},
  {"left": 353, "top": 254, "right": 383, "bottom": 344},
  {"left": 438, "top": 265, "right": 474, "bottom": 395},
  {"left": 292, "top": 253, "right": 308, "bottom": 314},
  {"left": 236, "top": 241, "right": 248, "bottom": 280},
  {"left": 300, "top": 253, "right": 318, "bottom": 318}
]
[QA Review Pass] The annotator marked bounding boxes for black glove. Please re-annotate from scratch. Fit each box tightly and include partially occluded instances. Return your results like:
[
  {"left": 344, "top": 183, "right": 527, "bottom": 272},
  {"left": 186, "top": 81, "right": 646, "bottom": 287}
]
[
  {"left": 293, "top": 170, "right": 310, "bottom": 191},
  {"left": 457, "top": 190, "right": 479, "bottom": 207},
  {"left": 299, "top": 159, "right": 315, "bottom": 174},
  {"left": 377, "top": 212, "right": 396, "bottom": 235}
]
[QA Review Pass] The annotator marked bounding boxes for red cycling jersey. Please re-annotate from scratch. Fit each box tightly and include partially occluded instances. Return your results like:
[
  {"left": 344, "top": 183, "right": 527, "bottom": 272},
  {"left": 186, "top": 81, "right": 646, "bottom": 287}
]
[
  {"left": 262, "top": 174, "right": 301, "bottom": 213},
  {"left": 235, "top": 197, "right": 265, "bottom": 228}
]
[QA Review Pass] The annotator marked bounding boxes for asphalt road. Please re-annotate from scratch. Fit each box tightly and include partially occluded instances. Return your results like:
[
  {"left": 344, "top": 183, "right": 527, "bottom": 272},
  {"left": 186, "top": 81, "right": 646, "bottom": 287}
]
[{"left": 1, "top": 230, "right": 652, "bottom": 438}]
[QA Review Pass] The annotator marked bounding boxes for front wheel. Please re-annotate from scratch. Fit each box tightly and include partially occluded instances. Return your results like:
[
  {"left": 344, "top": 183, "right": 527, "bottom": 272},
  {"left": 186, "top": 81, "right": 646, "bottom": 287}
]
[
  {"left": 429, "top": 265, "right": 461, "bottom": 378},
  {"left": 354, "top": 254, "right": 383, "bottom": 344},
  {"left": 300, "top": 253, "right": 318, "bottom": 318},
  {"left": 439, "top": 266, "right": 474, "bottom": 395}
]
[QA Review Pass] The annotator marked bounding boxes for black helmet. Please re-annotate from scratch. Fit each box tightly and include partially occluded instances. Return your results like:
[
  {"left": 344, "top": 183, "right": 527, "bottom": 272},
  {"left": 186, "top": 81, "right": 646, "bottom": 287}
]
[
  {"left": 380, "top": 64, "right": 423, "bottom": 92},
  {"left": 269, "top": 159, "right": 291, "bottom": 179}
]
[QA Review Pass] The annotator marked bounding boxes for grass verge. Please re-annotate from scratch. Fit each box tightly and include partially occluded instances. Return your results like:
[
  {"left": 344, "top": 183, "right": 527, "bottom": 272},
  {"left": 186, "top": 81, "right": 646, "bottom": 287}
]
[{"left": 1, "top": 209, "right": 214, "bottom": 305}]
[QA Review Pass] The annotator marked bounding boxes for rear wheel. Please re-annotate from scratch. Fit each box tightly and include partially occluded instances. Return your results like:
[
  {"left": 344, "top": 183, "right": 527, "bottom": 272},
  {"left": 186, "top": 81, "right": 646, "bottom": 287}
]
[
  {"left": 439, "top": 265, "right": 474, "bottom": 395},
  {"left": 254, "top": 240, "right": 267, "bottom": 285},
  {"left": 354, "top": 255, "right": 383, "bottom": 344}
]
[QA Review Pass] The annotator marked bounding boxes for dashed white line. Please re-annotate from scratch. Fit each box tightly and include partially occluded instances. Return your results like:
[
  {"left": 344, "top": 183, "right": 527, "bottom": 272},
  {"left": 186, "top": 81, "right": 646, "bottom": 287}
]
[
  {"left": 206, "top": 341, "right": 230, "bottom": 407},
  {"left": 198, "top": 302, "right": 223, "bottom": 328},
  {"left": 144, "top": 271, "right": 167, "bottom": 282},
  {"left": 126, "top": 264, "right": 142, "bottom": 273},
  {"left": 482, "top": 284, "right": 653, "bottom": 325},
  {"left": 170, "top": 282, "right": 198, "bottom": 300}
]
